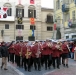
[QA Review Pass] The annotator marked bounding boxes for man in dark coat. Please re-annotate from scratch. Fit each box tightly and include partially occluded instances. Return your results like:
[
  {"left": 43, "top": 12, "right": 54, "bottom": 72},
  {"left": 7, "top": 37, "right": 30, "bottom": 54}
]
[{"left": 0, "top": 41, "right": 13, "bottom": 70}]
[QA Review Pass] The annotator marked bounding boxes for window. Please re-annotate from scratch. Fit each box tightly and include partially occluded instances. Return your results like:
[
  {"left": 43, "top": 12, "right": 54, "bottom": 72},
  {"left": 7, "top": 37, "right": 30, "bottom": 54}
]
[
  {"left": 30, "top": 25, "right": 36, "bottom": 30},
  {"left": 16, "top": 8, "right": 24, "bottom": 17},
  {"left": 66, "top": 36, "right": 69, "bottom": 39},
  {"left": 64, "top": 13, "right": 70, "bottom": 22},
  {"left": 46, "top": 15, "right": 53, "bottom": 23},
  {"left": 16, "top": 25, "right": 24, "bottom": 29},
  {"left": 7, "top": 8, "right": 12, "bottom": 16},
  {"left": 5, "top": 24, "right": 9, "bottom": 29},
  {"left": 72, "top": 10, "right": 75, "bottom": 22},
  {"left": 47, "top": 27, "right": 53, "bottom": 31},
  {"left": 56, "top": 0, "right": 60, "bottom": 10},
  {"left": 3, "top": 3, "right": 12, "bottom": 16},
  {"left": 72, "top": 35, "right": 76, "bottom": 39},
  {"left": 16, "top": 36, "right": 23, "bottom": 41},
  {"left": 28, "top": 5, "right": 36, "bottom": 18}
]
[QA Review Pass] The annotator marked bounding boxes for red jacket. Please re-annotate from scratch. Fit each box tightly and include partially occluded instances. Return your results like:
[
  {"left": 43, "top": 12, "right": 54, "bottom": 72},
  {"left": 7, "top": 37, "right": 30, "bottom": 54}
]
[
  {"left": 23, "top": 45, "right": 32, "bottom": 59},
  {"left": 62, "top": 44, "right": 69, "bottom": 54},
  {"left": 31, "top": 44, "right": 41, "bottom": 58},
  {"left": 52, "top": 45, "right": 61, "bottom": 57},
  {"left": 8, "top": 44, "right": 15, "bottom": 53},
  {"left": 41, "top": 42, "right": 53, "bottom": 55}
]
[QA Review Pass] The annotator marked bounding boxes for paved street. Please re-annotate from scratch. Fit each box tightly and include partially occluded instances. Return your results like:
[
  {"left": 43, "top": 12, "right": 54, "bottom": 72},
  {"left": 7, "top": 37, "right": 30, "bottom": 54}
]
[{"left": 0, "top": 58, "right": 76, "bottom": 75}]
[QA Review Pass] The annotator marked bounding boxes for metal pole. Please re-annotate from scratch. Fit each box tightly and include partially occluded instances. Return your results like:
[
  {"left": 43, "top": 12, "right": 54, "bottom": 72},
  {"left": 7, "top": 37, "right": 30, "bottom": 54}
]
[{"left": 61, "top": 0, "right": 65, "bottom": 39}]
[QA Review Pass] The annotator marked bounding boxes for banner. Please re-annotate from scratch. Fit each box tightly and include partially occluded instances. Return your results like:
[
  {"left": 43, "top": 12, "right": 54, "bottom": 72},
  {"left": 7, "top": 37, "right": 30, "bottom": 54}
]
[
  {"left": 54, "top": 24, "right": 56, "bottom": 30},
  {"left": 0, "top": 7, "right": 8, "bottom": 18},
  {"left": 30, "top": 0, "right": 34, "bottom": 4},
  {"left": 30, "top": 18, "right": 35, "bottom": 25},
  {"left": 18, "top": 29, "right": 22, "bottom": 36}
]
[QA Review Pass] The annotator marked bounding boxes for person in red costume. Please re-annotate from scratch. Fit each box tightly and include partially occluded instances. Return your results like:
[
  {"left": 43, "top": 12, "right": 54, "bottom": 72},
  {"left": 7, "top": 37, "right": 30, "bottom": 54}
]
[
  {"left": 31, "top": 41, "right": 42, "bottom": 71},
  {"left": 8, "top": 43, "right": 15, "bottom": 63},
  {"left": 22, "top": 41, "right": 32, "bottom": 72},
  {"left": 52, "top": 41, "right": 62, "bottom": 69},
  {"left": 62, "top": 40, "right": 70, "bottom": 68},
  {"left": 41, "top": 39, "right": 53, "bottom": 70}
]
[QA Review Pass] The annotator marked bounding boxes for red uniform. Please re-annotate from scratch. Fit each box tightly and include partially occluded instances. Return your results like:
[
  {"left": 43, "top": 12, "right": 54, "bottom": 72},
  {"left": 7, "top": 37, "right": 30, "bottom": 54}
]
[
  {"left": 62, "top": 44, "right": 69, "bottom": 54},
  {"left": 31, "top": 43, "right": 42, "bottom": 58},
  {"left": 41, "top": 42, "right": 53, "bottom": 55},
  {"left": 14, "top": 43, "right": 20, "bottom": 56},
  {"left": 23, "top": 45, "right": 32, "bottom": 59},
  {"left": 8, "top": 44, "right": 15, "bottom": 54},
  {"left": 52, "top": 45, "right": 62, "bottom": 57}
]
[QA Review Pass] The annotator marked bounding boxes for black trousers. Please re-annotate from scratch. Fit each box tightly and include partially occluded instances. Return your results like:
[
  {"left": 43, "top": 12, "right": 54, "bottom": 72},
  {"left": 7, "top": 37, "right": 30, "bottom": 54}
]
[
  {"left": 43, "top": 55, "right": 52, "bottom": 70},
  {"left": 10, "top": 53, "right": 14, "bottom": 63},
  {"left": 24, "top": 58, "right": 31, "bottom": 71},
  {"left": 52, "top": 57, "right": 60, "bottom": 68},
  {"left": 33, "top": 57, "right": 41, "bottom": 71},
  {"left": 15, "top": 55, "right": 20, "bottom": 67}
]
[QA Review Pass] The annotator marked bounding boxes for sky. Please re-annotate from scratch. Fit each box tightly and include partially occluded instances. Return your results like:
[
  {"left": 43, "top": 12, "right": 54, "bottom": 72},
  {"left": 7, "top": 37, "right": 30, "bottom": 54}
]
[
  {"left": 0, "top": 0, "right": 54, "bottom": 9},
  {"left": 41, "top": 0, "right": 54, "bottom": 9}
]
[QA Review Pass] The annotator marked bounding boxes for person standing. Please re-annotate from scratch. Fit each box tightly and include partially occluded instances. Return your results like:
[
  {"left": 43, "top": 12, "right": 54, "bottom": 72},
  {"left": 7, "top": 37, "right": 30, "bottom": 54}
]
[
  {"left": 62, "top": 41, "right": 70, "bottom": 68},
  {"left": 0, "top": 41, "right": 13, "bottom": 70}
]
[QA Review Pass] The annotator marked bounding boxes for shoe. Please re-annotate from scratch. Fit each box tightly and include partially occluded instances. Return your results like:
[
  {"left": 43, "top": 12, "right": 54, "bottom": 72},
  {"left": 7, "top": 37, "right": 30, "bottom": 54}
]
[
  {"left": 48, "top": 67, "right": 50, "bottom": 69},
  {"left": 66, "top": 64, "right": 69, "bottom": 68},
  {"left": 1, "top": 66, "right": 2, "bottom": 69},
  {"left": 57, "top": 67, "right": 60, "bottom": 69},
  {"left": 63, "top": 64, "right": 65, "bottom": 67},
  {"left": 4, "top": 68, "right": 8, "bottom": 70},
  {"left": 28, "top": 69, "right": 31, "bottom": 72},
  {"left": 38, "top": 68, "right": 41, "bottom": 71}
]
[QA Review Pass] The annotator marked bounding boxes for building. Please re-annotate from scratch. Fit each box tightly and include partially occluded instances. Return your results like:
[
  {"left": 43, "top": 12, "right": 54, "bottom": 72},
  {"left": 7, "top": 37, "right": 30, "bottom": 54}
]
[
  {"left": 0, "top": 0, "right": 54, "bottom": 42},
  {"left": 54, "top": 0, "right": 76, "bottom": 40},
  {"left": 41, "top": 8, "right": 54, "bottom": 40}
]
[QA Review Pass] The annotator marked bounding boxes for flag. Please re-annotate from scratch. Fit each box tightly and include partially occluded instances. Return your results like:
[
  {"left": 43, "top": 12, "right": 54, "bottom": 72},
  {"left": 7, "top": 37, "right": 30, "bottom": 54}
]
[
  {"left": 54, "top": 24, "right": 56, "bottom": 30},
  {"left": 0, "top": 7, "right": 8, "bottom": 18},
  {"left": 29, "top": 30, "right": 34, "bottom": 36},
  {"left": 30, "top": 0, "right": 34, "bottom": 4},
  {"left": 30, "top": 18, "right": 35, "bottom": 25}
]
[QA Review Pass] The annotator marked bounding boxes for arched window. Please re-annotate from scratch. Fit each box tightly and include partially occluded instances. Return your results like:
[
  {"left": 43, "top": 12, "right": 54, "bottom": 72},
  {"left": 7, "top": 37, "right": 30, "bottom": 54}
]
[
  {"left": 28, "top": 5, "right": 36, "bottom": 18},
  {"left": 16, "top": 4, "right": 24, "bottom": 17},
  {"left": 3, "top": 3, "right": 12, "bottom": 16}
]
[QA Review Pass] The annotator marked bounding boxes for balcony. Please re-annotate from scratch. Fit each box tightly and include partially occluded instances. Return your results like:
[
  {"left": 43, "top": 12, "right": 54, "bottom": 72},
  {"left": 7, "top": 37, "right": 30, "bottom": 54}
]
[{"left": 62, "top": 4, "right": 69, "bottom": 12}]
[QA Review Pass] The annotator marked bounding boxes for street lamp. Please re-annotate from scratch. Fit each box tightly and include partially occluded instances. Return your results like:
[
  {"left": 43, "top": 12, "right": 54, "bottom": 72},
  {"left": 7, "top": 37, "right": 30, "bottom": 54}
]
[
  {"left": 1, "top": 29, "right": 4, "bottom": 41},
  {"left": 1, "top": 29, "right": 4, "bottom": 37}
]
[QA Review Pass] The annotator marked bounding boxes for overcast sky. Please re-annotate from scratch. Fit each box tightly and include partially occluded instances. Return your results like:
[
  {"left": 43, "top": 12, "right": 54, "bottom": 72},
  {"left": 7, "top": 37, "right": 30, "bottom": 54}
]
[
  {"left": 41, "top": 0, "right": 54, "bottom": 9},
  {"left": 0, "top": 0, "right": 54, "bottom": 9}
]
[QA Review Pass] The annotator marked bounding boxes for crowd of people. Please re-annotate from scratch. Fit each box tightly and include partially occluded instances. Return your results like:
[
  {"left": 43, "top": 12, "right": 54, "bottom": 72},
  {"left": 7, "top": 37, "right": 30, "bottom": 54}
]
[{"left": 0, "top": 39, "right": 76, "bottom": 72}]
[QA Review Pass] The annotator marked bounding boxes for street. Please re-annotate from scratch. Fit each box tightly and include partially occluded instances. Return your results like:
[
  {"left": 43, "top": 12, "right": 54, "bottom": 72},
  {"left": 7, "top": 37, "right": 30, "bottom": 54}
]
[{"left": 0, "top": 58, "right": 76, "bottom": 75}]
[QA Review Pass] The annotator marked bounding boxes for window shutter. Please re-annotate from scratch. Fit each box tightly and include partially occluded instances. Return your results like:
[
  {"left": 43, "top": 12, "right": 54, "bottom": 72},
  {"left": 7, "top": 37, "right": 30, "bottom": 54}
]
[
  {"left": 10, "top": 8, "right": 12, "bottom": 16},
  {"left": 28, "top": 9, "right": 30, "bottom": 18},
  {"left": 22, "top": 9, "right": 24, "bottom": 17},
  {"left": 34, "top": 10, "right": 36, "bottom": 18},
  {"left": 16, "top": 8, "right": 18, "bottom": 17}
]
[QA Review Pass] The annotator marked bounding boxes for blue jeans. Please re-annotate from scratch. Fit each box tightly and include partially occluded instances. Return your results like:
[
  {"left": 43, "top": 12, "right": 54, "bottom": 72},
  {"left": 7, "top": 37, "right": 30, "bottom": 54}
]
[{"left": 71, "top": 52, "right": 74, "bottom": 59}]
